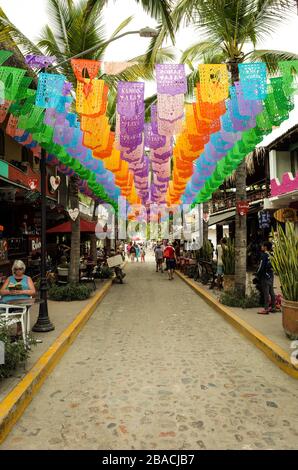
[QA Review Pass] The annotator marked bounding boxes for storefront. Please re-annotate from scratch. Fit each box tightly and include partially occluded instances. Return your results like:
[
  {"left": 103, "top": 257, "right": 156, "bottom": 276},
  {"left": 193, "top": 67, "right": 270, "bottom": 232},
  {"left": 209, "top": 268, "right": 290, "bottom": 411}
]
[{"left": 0, "top": 160, "right": 59, "bottom": 276}]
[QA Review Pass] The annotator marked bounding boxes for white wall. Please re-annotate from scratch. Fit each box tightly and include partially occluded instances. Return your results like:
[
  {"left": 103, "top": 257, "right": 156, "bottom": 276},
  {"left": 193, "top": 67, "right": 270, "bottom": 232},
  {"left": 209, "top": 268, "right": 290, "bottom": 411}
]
[{"left": 269, "top": 149, "right": 292, "bottom": 180}]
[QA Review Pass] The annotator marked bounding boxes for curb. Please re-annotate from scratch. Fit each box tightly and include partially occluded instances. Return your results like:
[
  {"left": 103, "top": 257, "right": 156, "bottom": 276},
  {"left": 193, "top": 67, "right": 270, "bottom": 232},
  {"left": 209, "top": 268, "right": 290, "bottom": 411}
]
[
  {"left": 0, "top": 279, "right": 113, "bottom": 444},
  {"left": 176, "top": 270, "right": 298, "bottom": 380}
]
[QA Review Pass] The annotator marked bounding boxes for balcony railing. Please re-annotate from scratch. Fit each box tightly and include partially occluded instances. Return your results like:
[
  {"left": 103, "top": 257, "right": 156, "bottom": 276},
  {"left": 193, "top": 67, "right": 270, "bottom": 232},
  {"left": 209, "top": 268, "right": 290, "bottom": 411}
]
[{"left": 209, "top": 179, "right": 270, "bottom": 214}]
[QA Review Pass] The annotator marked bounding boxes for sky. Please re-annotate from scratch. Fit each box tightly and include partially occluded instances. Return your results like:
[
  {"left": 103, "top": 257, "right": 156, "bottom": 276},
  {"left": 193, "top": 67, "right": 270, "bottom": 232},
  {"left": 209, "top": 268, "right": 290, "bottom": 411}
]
[{"left": 1, "top": 0, "right": 298, "bottom": 142}]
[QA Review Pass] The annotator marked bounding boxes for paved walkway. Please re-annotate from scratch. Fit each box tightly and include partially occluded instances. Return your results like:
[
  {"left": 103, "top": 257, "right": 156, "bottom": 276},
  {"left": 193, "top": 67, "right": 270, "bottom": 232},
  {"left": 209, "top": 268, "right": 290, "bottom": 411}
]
[
  {"left": 0, "top": 281, "right": 107, "bottom": 401},
  {"left": 1, "top": 260, "right": 298, "bottom": 450}
]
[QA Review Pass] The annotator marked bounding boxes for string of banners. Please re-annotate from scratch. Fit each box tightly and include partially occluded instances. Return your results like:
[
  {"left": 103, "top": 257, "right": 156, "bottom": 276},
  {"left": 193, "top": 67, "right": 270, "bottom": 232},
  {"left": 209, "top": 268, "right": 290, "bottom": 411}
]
[{"left": 1, "top": 49, "right": 298, "bottom": 216}]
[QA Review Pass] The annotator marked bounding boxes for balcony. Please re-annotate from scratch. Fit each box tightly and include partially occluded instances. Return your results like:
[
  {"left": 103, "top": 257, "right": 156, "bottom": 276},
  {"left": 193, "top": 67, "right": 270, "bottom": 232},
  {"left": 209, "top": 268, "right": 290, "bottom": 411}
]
[{"left": 209, "top": 179, "right": 270, "bottom": 214}]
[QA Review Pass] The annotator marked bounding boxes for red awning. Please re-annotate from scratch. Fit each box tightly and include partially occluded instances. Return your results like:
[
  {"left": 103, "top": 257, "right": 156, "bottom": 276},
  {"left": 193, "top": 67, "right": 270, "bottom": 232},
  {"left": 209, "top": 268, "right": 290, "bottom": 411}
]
[{"left": 47, "top": 219, "right": 97, "bottom": 233}]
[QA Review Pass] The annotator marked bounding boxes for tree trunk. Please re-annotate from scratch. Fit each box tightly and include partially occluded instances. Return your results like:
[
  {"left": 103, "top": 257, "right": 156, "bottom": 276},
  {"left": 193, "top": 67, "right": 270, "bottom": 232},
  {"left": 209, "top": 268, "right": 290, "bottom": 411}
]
[
  {"left": 68, "top": 175, "right": 80, "bottom": 284},
  {"left": 203, "top": 202, "right": 209, "bottom": 243},
  {"left": 234, "top": 160, "right": 247, "bottom": 296},
  {"left": 230, "top": 61, "right": 247, "bottom": 296},
  {"left": 90, "top": 200, "right": 99, "bottom": 263}
]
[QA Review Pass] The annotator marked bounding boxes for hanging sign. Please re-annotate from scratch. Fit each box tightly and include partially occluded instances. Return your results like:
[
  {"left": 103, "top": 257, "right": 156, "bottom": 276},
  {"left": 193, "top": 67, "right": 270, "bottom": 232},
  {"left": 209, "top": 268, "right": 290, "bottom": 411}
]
[
  {"left": 274, "top": 208, "right": 297, "bottom": 223},
  {"left": 203, "top": 212, "right": 210, "bottom": 223},
  {"left": 28, "top": 177, "right": 39, "bottom": 190},
  {"left": 50, "top": 175, "right": 61, "bottom": 191},
  {"left": 68, "top": 208, "right": 79, "bottom": 221},
  {"left": 237, "top": 201, "right": 249, "bottom": 216},
  {"left": 258, "top": 210, "right": 271, "bottom": 229}
]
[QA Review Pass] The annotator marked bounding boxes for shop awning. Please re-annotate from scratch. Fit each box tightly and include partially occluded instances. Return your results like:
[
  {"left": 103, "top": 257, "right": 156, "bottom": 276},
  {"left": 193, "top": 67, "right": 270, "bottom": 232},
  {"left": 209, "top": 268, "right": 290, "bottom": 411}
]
[
  {"left": 47, "top": 219, "right": 97, "bottom": 233},
  {"left": 209, "top": 209, "right": 236, "bottom": 226}
]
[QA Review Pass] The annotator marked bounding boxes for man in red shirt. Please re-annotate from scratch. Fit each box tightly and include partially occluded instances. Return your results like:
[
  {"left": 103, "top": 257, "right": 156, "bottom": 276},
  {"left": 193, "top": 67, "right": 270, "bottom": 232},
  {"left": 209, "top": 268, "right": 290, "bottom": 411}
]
[{"left": 163, "top": 242, "right": 177, "bottom": 280}]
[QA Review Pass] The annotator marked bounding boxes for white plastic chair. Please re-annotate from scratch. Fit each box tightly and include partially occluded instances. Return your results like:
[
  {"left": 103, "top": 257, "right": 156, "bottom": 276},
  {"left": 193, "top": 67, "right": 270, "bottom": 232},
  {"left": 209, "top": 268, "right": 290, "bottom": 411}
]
[{"left": 0, "top": 303, "right": 28, "bottom": 346}]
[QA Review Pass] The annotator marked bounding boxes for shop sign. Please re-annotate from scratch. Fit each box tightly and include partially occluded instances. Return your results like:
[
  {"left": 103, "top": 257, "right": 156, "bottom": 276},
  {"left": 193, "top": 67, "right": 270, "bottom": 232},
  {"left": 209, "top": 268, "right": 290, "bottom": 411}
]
[
  {"left": 49, "top": 175, "right": 61, "bottom": 191},
  {"left": 203, "top": 212, "right": 209, "bottom": 223},
  {"left": 29, "top": 237, "right": 41, "bottom": 253},
  {"left": 274, "top": 208, "right": 297, "bottom": 223},
  {"left": 28, "top": 177, "right": 39, "bottom": 190},
  {"left": 237, "top": 201, "right": 249, "bottom": 216}
]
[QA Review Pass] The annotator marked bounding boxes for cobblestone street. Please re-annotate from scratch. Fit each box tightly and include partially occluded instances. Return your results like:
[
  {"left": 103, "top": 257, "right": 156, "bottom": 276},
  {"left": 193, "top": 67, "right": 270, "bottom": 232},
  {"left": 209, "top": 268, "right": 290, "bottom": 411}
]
[{"left": 2, "top": 261, "right": 298, "bottom": 450}]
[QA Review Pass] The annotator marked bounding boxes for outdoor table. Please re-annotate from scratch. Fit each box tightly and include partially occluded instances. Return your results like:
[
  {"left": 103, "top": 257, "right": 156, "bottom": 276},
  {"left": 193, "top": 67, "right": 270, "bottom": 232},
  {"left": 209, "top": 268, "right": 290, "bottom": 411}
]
[{"left": 1, "top": 298, "right": 44, "bottom": 347}]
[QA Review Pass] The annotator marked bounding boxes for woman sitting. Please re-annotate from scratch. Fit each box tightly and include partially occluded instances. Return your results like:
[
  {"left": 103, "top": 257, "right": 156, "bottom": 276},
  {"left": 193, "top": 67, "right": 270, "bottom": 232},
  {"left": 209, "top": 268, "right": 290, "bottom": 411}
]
[{"left": 0, "top": 260, "right": 36, "bottom": 302}]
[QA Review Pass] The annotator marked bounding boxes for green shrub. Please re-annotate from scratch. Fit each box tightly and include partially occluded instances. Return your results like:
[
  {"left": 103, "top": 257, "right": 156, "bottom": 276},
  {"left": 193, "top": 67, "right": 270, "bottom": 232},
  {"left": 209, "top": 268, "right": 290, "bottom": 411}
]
[
  {"left": 222, "top": 238, "right": 235, "bottom": 275},
  {"left": 199, "top": 240, "right": 213, "bottom": 261},
  {"left": 270, "top": 223, "right": 298, "bottom": 301},
  {"left": 220, "top": 289, "right": 261, "bottom": 308},
  {"left": 0, "top": 323, "right": 31, "bottom": 379},
  {"left": 99, "top": 266, "right": 113, "bottom": 279},
  {"left": 48, "top": 283, "right": 92, "bottom": 301}
]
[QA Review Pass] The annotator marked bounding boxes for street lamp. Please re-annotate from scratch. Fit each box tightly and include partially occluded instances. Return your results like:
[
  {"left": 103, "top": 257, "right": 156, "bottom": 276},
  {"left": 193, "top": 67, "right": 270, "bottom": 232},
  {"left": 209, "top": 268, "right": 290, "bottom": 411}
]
[
  {"left": 32, "top": 144, "right": 55, "bottom": 332},
  {"left": 49, "top": 27, "right": 159, "bottom": 70},
  {"left": 32, "top": 26, "right": 158, "bottom": 332}
]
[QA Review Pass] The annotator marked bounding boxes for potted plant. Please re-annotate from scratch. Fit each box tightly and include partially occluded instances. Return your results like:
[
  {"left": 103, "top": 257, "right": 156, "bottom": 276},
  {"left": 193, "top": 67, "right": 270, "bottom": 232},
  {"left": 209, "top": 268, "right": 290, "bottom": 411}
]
[
  {"left": 222, "top": 238, "right": 235, "bottom": 291},
  {"left": 270, "top": 223, "right": 298, "bottom": 339},
  {"left": 199, "top": 240, "right": 213, "bottom": 262}
]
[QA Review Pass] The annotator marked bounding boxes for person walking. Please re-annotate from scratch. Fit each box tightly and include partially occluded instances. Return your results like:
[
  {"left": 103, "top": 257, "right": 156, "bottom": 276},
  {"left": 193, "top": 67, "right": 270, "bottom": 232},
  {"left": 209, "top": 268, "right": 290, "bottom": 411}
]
[
  {"left": 256, "top": 241, "right": 276, "bottom": 314},
  {"left": 129, "top": 243, "right": 136, "bottom": 262},
  {"left": 126, "top": 242, "right": 131, "bottom": 260},
  {"left": 140, "top": 246, "right": 146, "bottom": 263},
  {"left": 154, "top": 244, "right": 164, "bottom": 273},
  {"left": 216, "top": 238, "right": 227, "bottom": 285},
  {"left": 163, "top": 242, "right": 177, "bottom": 280},
  {"left": 135, "top": 244, "right": 140, "bottom": 262}
]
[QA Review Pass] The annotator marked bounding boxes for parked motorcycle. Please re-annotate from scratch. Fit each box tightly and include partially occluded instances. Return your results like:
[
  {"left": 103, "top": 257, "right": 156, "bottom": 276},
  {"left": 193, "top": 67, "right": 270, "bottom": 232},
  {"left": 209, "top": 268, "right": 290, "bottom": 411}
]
[{"left": 100, "top": 252, "right": 126, "bottom": 284}]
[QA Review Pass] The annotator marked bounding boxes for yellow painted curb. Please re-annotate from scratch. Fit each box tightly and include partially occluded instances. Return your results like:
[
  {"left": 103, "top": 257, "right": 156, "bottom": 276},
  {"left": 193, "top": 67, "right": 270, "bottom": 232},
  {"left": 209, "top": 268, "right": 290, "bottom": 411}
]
[
  {"left": 0, "top": 279, "right": 113, "bottom": 445},
  {"left": 176, "top": 270, "right": 298, "bottom": 379}
]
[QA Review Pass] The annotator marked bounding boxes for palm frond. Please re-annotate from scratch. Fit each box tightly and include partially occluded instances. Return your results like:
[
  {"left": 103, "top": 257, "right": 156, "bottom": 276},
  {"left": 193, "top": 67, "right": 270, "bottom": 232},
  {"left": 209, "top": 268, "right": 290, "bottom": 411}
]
[
  {"left": 37, "top": 26, "right": 74, "bottom": 82},
  {"left": 245, "top": 49, "right": 298, "bottom": 74},
  {"left": 109, "top": 15, "right": 134, "bottom": 39},
  {"left": 144, "top": 22, "right": 169, "bottom": 66},
  {"left": 172, "top": 0, "right": 197, "bottom": 26},
  {"left": 133, "top": 0, "right": 175, "bottom": 42},
  {"left": 0, "top": 7, "right": 43, "bottom": 55},
  {"left": 249, "top": 0, "right": 294, "bottom": 45},
  {"left": 180, "top": 40, "right": 223, "bottom": 64},
  {"left": 47, "top": 0, "right": 71, "bottom": 53}
]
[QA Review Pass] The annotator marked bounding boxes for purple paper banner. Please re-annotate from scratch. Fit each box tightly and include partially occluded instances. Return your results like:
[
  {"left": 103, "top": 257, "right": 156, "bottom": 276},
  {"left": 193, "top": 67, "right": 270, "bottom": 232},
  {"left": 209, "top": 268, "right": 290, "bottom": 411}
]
[
  {"left": 156, "top": 64, "right": 187, "bottom": 95},
  {"left": 117, "top": 82, "right": 145, "bottom": 118},
  {"left": 25, "top": 54, "right": 56, "bottom": 69}
]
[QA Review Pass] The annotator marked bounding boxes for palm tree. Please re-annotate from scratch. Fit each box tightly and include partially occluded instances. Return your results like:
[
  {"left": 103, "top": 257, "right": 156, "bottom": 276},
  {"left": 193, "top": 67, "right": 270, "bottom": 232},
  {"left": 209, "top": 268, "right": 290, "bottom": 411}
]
[
  {"left": 149, "top": 0, "right": 298, "bottom": 295},
  {"left": 0, "top": 0, "right": 174, "bottom": 283}
]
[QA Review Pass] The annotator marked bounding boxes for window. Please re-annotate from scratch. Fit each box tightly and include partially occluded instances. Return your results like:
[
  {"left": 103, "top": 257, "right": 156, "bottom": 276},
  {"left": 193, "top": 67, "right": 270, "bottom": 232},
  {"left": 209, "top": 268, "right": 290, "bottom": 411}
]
[
  {"left": 0, "top": 129, "right": 5, "bottom": 157},
  {"left": 22, "top": 147, "right": 33, "bottom": 166},
  {"left": 290, "top": 150, "right": 298, "bottom": 177}
]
